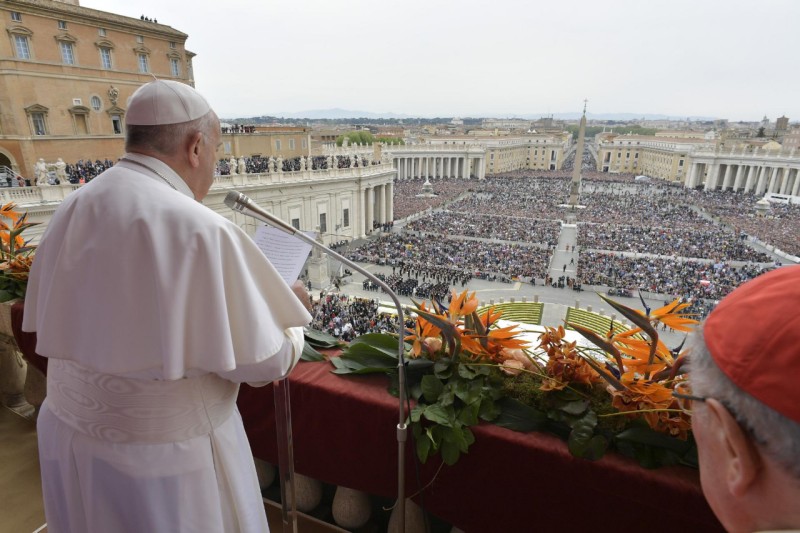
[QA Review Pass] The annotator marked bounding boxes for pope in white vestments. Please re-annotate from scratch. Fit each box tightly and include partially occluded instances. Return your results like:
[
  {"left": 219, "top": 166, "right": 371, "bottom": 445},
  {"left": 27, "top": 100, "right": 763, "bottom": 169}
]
[{"left": 23, "top": 80, "right": 311, "bottom": 532}]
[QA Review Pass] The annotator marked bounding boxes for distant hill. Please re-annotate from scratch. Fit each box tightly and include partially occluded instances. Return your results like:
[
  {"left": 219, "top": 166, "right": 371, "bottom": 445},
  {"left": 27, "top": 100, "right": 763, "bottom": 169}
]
[
  {"left": 265, "top": 108, "right": 414, "bottom": 120},
  {"left": 224, "top": 108, "right": 718, "bottom": 122}
]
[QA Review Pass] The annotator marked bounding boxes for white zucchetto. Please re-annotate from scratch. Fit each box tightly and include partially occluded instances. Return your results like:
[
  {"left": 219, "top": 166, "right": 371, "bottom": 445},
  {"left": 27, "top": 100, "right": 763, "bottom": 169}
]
[{"left": 126, "top": 80, "right": 212, "bottom": 125}]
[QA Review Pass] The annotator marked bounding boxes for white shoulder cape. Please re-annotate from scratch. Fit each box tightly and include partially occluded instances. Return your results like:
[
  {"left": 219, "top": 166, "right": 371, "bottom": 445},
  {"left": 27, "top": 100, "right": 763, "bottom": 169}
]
[{"left": 23, "top": 162, "right": 311, "bottom": 380}]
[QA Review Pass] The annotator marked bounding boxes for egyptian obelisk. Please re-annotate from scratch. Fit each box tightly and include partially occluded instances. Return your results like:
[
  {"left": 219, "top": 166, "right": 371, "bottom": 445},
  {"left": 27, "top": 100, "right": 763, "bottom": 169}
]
[{"left": 568, "top": 100, "right": 588, "bottom": 206}]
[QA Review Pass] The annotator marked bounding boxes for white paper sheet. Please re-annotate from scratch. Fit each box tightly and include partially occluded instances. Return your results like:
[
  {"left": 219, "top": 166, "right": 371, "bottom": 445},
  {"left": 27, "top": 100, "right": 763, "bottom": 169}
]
[{"left": 253, "top": 225, "right": 314, "bottom": 285}]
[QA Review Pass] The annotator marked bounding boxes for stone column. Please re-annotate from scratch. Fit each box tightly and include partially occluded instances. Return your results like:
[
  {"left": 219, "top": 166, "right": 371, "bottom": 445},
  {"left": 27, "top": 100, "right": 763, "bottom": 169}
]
[
  {"left": 755, "top": 166, "right": 768, "bottom": 195},
  {"left": 377, "top": 184, "right": 386, "bottom": 224},
  {"left": 385, "top": 181, "right": 394, "bottom": 222},
  {"left": 792, "top": 169, "right": 800, "bottom": 196},
  {"left": 744, "top": 165, "right": 757, "bottom": 192},
  {"left": 780, "top": 168, "right": 792, "bottom": 194},
  {"left": 721, "top": 164, "right": 734, "bottom": 190},
  {"left": 685, "top": 163, "right": 698, "bottom": 188},
  {"left": 356, "top": 188, "right": 366, "bottom": 238},
  {"left": 767, "top": 166, "right": 779, "bottom": 193},
  {"left": 479, "top": 158, "right": 486, "bottom": 179},
  {"left": 704, "top": 163, "right": 720, "bottom": 190},
  {"left": 733, "top": 165, "right": 746, "bottom": 191},
  {"left": 366, "top": 187, "right": 374, "bottom": 233}
]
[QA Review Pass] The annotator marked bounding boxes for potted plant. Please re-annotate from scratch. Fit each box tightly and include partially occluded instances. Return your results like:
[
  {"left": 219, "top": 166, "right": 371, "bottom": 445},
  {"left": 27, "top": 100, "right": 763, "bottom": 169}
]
[{"left": 0, "top": 202, "right": 38, "bottom": 408}]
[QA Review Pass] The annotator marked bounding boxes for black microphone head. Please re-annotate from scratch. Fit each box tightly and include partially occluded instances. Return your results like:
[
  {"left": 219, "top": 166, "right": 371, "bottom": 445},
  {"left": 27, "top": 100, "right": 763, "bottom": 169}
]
[{"left": 224, "top": 190, "right": 246, "bottom": 210}]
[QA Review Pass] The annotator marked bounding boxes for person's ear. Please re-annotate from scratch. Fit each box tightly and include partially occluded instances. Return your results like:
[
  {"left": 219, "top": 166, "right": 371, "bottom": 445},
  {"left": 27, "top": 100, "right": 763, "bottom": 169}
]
[
  {"left": 706, "top": 398, "right": 761, "bottom": 498},
  {"left": 187, "top": 131, "right": 204, "bottom": 169}
]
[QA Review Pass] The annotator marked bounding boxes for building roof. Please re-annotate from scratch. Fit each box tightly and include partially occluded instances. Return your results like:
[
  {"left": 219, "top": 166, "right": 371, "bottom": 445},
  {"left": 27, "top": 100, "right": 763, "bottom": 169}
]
[{"left": 5, "top": 0, "right": 188, "bottom": 39}]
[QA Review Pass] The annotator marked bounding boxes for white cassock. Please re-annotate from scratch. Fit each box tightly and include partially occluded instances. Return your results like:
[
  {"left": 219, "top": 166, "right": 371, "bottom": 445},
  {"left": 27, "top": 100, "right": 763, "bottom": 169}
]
[{"left": 23, "top": 153, "right": 311, "bottom": 533}]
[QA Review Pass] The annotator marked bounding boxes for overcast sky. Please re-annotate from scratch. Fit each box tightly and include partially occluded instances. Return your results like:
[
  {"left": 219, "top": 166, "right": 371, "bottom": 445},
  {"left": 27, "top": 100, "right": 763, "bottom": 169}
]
[{"left": 82, "top": 0, "right": 799, "bottom": 122}]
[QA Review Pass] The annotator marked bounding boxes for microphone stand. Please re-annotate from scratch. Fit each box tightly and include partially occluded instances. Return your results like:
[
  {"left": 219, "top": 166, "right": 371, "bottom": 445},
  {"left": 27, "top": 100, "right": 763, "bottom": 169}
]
[{"left": 225, "top": 191, "right": 409, "bottom": 532}]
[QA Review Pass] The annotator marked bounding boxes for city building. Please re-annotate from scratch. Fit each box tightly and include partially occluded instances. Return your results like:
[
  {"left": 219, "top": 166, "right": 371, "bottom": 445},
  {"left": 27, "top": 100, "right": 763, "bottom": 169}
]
[
  {"left": 596, "top": 134, "right": 709, "bottom": 182},
  {"left": 0, "top": 0, "right": 195, "bottom": 177},
  {"left": 426, "top": 133, "right": 571, "bottom": 174},
  {"left": 218, "top": 126, "right": 312, "bottom": 160}
]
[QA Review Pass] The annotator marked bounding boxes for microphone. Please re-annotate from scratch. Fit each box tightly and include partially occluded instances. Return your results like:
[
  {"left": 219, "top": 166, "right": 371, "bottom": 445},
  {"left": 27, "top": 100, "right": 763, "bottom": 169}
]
[
  {"left": 225, "top": 191, "right": 299, "bottom": 237},
  {"left": 225, "top": 190, "right": 410, "bottom": 532}
]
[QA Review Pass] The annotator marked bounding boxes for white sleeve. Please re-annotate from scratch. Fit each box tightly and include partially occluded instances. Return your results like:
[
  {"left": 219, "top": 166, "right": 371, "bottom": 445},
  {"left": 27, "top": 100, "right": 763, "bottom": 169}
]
[{"left": 216, "top": 327, "right": 305, "bottom": 386}]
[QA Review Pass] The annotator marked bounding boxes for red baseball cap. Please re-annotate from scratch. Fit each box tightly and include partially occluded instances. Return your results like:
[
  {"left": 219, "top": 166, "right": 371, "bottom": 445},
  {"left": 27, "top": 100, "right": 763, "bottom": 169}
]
[{"left": 703, "top": 266, "right": 800, "bottom": 424}]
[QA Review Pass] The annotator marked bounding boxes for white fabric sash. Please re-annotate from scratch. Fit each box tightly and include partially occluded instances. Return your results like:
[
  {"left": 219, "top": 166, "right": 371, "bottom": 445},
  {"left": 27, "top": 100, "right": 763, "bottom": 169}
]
[{"left": 46, "top": 359, "right": 238, "bottom": 444}]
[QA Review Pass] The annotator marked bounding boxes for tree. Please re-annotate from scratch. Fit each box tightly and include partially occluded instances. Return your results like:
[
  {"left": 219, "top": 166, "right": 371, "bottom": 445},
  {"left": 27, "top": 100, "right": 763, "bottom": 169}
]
[
  {"left": 336, "top": 131, "right": 374, "bottom": 146},
  {"left": 756, "top": 127, "right": 766, "bottom": 138}
]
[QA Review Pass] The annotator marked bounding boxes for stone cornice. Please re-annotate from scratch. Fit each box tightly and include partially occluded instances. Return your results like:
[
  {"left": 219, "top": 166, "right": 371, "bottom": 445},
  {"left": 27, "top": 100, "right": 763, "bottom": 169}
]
[{"left": 5, "top": 0, "right": 188, "bottom": 40}]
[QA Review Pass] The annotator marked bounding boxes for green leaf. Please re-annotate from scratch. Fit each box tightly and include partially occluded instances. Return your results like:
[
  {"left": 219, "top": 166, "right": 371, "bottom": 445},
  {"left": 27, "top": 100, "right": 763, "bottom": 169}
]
[
  {"left": 584, "top": 435, "right": 608, "bottom": 461},
  {"left": 349, "top": 333, "right": 406, "bottom": 357},
  {"left": 559, "top": 400, "right": 590, "bottom": 416},
  {"left": 423, "top": 404, "right": 454, "bottom": 427},
  {"left": 303, "top": 328, "right": 343, "bottom": 348},
  {"left": 457, "top": 402, "right": 480, "bottom": 426},
  {"left": 300, "top": 343, "right": 326, "bottom": 362},
  {"left": 410, "top": 405, "right": 424, "bottom": 423},
  {"left": 421, "top": 375, "right": 444, "bottom": 402},
  {"left": 438, "top": 383, "right": 455, "bottom": 407},
  {"left": 416, "top": 433, "right": 432, "bottom": 463},
  {"left": 410, "top": 381, "right": 423, "bottom": 401},
  {"left": 0, "top": 289, "right": 16, "bottom": 303},
  {"left": 408, "top": 359, "right": 435, "bottom": 373},
  {"left": 339, "top": 343, "right": 397, "bottom": 371},
  {"left": 616, "top": 423, "right": 692, "bottom": 454},
  {"left": 440, "top": 438, "right": 461, "bottom": 465},
  {"left": 478, "top": 398, "right": 501, "bottom": 421},
  {"left": 457, "top": 362, "right": 478, "bottom": 379},
  {"left": 463, "top": 427, "right": 475, "bottom": 447},
  {"left": 445, "top": 426, "right": 470, "bottom": 453},
  {"left": 427, "top": 426, "right": 443, "bottom": 447},
  {"left": 567, "top": 411, "right": 599, "bottom": 458},
  {"left": 494, "top": 398, "right": 548, "bottom": 432},
  {"left": 453, "top": 379, "right": 471, "bottom": 403},
  {"left": 433, "top": 359, "right": 452, "bottom": 379}
]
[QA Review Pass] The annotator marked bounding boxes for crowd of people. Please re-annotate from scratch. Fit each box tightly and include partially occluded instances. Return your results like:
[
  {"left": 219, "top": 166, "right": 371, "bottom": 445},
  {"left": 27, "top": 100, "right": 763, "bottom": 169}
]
[
  {"left": 65, "top": 158, "right": 116, "bottom": 183},
  {"left": 213, "top": 154, "right": 383, "bottom": 175},
  {"left": 361, "top": 273, "right": 452, "bottom": 301},
  {"left": 445, "top": 177, "right": 569, "bottom": 220},
  {"left": 404, "top": 211, "right": 559, "bottom": 246},
  {"left": 577, "top": 250, "right": 773, "bottom": 306},
  {"left": 365, "top": 171, "right": 788, "bottom": 319},
  {"left": 309, "top": 294, "right": 402, "bottom": 340},
  {"left": 693, "top": 190, "right": 800, "bottom": 258},
  {"left": 391, "top": 177, "right": 475, "bottom": 220},
  {"left": 347, "top": 233, "right": 551, "bottom": 283},
  {"left": 577, "top": 222, "right": 772, "bottom": 262}
]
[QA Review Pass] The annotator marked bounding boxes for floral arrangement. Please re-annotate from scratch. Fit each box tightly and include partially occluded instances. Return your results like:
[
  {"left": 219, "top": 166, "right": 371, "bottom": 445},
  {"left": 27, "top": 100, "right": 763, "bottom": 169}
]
[
  {"left": 330, "top": 289, "right": 699, "bottom": 469},
  {"left": 0, "top": 202, "right": 38, "bottom": 302}
]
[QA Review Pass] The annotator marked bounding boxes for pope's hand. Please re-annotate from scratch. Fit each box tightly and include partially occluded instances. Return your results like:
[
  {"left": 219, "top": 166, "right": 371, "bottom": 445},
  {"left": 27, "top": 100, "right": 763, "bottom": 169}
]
[{"left": 291, "top": 280, "right": 312, "bottom": 312}]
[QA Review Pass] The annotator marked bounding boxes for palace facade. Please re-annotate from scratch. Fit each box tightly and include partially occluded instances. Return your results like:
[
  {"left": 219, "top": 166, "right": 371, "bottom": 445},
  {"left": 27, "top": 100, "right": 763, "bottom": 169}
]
[{"left": 0, "top": 0, "right": 193, "bottom": 177}]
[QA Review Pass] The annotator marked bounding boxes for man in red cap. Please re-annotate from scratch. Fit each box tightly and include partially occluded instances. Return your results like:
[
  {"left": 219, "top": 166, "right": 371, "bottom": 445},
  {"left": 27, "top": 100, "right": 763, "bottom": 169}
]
[{"left": 686, "top": 265, "right": 800, "bottom": 532}]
